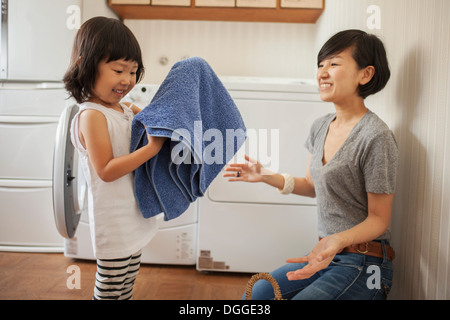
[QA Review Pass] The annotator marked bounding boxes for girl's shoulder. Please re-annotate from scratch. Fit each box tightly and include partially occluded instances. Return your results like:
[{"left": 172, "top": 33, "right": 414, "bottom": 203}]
[
  {"left": 77, "top": 102, "right": 109, "bottom": 121},
  {"left": 121, "top": 101, "right": 141, "bottom": 115},
  {"left": 79, "top": 101, "right": 108, "bottom": 113}
]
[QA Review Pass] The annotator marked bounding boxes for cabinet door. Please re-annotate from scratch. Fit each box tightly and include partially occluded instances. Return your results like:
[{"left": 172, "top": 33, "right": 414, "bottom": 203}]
[
  {"left": 111, "top": 0, "right": 150, "bottom": 4},
  {"left": 152, "top": 0, "right": 191, "bottom": 6},
  {"left": 0, "top": 86, "right": 67, "bottom": 117},
  {"left": 7, "top": 0, "right": 80, "bottom": 81},
  {"left": 236, "top": 0, "right": 276, "bottom": 8},
  {"left": 0, "top": 182, "right": 63, "bottom": 248},
  {"left": 281, "top": 0, "right": 323, "bottom": 9},
  {"left": 0, "top": 118, "right": 58, "bottom": 180},
  {"left": 195, "top": 0, "right": 235, "bottom": 7}
]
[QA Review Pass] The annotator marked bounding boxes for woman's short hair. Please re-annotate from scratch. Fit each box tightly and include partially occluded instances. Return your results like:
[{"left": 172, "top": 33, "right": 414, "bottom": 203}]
[
  {"left": 317, "top": 29, "right": 390, "bottom": 99},
  {"left": 63, "top": 17, "right": 145, "bottom": 104}
]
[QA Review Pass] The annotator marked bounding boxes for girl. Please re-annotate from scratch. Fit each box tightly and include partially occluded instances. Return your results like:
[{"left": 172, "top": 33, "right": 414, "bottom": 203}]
[
  {"left": 225, "top": 30, "right": 398, "bottom": 300},
  {"left": 63, "top": 17, "right": 166, "bottom": 300}
]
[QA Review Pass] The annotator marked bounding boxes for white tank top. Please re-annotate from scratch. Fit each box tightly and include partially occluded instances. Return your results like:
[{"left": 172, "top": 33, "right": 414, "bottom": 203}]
[{"left": 70, "top": 101, "right": 161, "bottom": 259}]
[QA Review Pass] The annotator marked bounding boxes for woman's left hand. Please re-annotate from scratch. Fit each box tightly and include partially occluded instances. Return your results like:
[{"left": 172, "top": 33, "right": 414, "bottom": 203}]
[{"left": 285, "top": 236, "right": 343, "bottom": 281}]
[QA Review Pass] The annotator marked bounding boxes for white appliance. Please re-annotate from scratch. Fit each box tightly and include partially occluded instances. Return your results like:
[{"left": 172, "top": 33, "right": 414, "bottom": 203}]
[
  {"left": 197, "top": 77, "right": 334, "bottom": 273},
  {"left": 0, "top": 0, "right": 81, "bottom": 252},
  {"left": 53, "top": 84, "right": 198, "bottom": 265}
]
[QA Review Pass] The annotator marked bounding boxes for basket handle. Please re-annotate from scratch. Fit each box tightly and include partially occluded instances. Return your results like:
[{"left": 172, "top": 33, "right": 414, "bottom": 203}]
[{"left": 245, "top": 273, "right": 283, "bottom": 300}]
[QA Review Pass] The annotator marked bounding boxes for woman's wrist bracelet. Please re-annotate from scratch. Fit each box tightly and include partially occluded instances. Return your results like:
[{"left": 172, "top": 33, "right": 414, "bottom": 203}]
[{"left": 278, "top": 173, "right": 295, "bottom": 195}]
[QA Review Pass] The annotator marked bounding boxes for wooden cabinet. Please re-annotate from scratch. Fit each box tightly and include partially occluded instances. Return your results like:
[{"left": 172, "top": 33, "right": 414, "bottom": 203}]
[
  {"left": 281, "top": 0, "right": 322, "bottom": 8},
  {"left": 236, "top": 0, "right": 277, "bottom": 8},
  {"left": 111, "top": 0, "right": 150, "bottom": 4},
  {"left": 108, "top": 0, "right": 324, "bottom": 23},
  {"left": 152, "top": 0, "right": 191, "bottom": 6},
  {"left": 196, "top": 0, "right": 235, "bottom": 7}
]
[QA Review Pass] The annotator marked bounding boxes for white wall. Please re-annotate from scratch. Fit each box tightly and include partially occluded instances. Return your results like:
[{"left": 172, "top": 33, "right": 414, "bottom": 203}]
[
  {"left": 81, "top": 0, "right": 117, "bottom": 20},
  {"left": 126, "top": 19, "right": 318, "bottom": 84},
  {"left": 116, "top": 0, "right": 450, "bottom": 299}
]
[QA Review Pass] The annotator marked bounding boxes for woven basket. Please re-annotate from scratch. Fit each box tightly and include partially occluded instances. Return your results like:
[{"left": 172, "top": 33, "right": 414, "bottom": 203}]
[{"left": 245, "top": 273, "right": 284, "bottom": 300}]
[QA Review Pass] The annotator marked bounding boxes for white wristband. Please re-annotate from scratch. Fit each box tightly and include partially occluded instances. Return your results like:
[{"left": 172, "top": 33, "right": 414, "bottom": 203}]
[{"left": 278, "top": 173, "right": 295, "bottom": 195}]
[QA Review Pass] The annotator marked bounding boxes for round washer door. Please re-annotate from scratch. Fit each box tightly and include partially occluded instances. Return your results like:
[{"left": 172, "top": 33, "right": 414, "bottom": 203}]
[{"left": 53, "top": 104, "right": 84, "bottom": 239}]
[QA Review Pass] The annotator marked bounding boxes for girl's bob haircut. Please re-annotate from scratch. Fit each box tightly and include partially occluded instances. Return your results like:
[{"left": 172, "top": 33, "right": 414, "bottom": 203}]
[
  {"left": 317, "top": 29, "right": 390, "bottom": 99},
  {"left": 63, "top": 17, "right": 145, "bottom": 104}
]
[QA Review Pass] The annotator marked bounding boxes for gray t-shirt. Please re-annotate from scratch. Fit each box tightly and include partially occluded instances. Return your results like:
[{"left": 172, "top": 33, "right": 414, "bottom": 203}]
[{"left": 305, "top": 109, "right": 398, "bottom": 240}]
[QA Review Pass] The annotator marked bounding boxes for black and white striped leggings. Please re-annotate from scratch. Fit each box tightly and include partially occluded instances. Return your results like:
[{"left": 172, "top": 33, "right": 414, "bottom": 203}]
[{"left": 93, "top": 250, "right": 142, "bottom": 300}]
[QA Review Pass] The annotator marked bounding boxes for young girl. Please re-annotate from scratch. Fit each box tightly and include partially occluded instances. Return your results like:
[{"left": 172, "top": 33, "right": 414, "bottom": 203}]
[
  {"left": 63, "top": 17, "right": 166, "bottom": 300},
  {"left": 225, "top": 30, "right": 398, "bottom": 300}
]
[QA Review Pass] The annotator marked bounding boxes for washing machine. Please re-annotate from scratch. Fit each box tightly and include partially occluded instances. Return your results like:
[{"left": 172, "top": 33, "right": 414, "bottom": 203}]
[
  {"left": 196, "top": 77, "right": 334, "bottom": 273},
  {"left": 53, "top": 84, "right": 198, "bottom": 265}
]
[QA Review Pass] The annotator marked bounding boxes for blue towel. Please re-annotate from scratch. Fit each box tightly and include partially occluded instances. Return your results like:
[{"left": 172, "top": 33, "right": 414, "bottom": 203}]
[{"left": 130, "top": 57, "right": 246, "bottom": 220}]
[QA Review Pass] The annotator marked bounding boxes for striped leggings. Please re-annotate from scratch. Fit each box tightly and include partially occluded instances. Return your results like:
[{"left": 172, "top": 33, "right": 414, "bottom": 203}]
[{"left": 93, "top": 250, "right": 142, "bottom": 300}]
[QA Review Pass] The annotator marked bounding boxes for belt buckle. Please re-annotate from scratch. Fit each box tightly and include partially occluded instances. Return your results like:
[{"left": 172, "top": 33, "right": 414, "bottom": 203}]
[{"left": 356, "top": 242, "right": 369, "bottom": 254}]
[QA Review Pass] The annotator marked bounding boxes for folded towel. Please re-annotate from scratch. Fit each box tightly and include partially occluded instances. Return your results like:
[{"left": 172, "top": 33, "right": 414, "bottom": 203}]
[{"left": 130, "top": 57, "right": 246, "bottom": 220}]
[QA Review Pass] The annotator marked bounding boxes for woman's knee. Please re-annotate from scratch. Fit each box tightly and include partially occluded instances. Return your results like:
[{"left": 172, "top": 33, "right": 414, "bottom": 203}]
[{"left": 243, "top": 263, "right": 307, "bottom": 300}]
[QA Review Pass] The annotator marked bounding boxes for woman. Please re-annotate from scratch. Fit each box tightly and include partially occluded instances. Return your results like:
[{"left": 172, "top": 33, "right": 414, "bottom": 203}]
[{"left": 224, "top": 30, "right": 398, "bottom": 300}]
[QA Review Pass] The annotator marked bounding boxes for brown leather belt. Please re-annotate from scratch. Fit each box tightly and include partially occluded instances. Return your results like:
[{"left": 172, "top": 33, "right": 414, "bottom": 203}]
[{"left": 319, "top": 238, "right": 395, "bottom": 261}]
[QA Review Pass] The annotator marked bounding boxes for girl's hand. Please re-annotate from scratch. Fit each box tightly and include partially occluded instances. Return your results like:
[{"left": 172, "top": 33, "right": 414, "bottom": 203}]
[
  {"left": 285, "top": 236, "right": 343, "bottom": 281},
  {"left": 223, "top": 155, "right": 266, "bottom": 183},
  {"left": 145, "top": 131, "right": 166, "bottom": 152}
]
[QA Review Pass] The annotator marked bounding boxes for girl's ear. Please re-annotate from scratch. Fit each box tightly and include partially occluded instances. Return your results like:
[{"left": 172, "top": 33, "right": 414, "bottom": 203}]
[
  {"left": 360, "top": 66, "right": 375, "bottom": 85},
  {"left": 77, "top": 56, "right": 82, "bottom": 67}
]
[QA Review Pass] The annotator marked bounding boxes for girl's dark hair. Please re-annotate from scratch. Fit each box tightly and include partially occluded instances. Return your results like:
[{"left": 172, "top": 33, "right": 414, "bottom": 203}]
[
  {"left": 63, "top": 17, "right": 145, "bottom": 103},
  {"left": 317, "top": 29, "right": 390, "bottom": 99}
]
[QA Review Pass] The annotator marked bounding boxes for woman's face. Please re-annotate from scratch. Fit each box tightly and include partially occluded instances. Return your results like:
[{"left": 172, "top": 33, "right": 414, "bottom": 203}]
[{"left": 317, "top": 47, "right": 372, "bottom": 106}]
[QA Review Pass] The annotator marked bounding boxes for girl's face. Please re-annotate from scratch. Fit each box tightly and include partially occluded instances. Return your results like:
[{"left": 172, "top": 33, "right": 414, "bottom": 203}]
[
  {"left": 317, "top": 47, "right": 373, "bottom": 106},
  {"left": 90, "top": 58, "right": 138, "bottom": 108}
]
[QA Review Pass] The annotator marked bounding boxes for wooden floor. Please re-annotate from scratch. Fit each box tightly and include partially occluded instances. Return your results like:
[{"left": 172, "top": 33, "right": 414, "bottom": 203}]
[{"left": 0, "top": 251, "right": 252, "bottom": 300}]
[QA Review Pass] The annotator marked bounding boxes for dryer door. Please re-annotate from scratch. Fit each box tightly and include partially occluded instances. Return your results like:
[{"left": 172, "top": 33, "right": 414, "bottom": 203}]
[{"left": 52, "top": 104, "right": 84, "bottom": 239}]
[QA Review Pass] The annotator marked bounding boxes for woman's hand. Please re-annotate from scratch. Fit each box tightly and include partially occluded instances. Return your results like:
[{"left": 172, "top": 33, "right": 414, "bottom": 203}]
[
  {"left": 223, "top": 155, "right": 266, "bottom": 183},
  {"left": 285, "top": 236, "right": 344, "bottom": 281}
]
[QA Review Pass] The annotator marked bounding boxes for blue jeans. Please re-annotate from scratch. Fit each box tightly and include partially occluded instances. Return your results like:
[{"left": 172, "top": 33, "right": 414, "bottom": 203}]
[{"left": 245, "top": 241, "right": 393, "bottom": 300}]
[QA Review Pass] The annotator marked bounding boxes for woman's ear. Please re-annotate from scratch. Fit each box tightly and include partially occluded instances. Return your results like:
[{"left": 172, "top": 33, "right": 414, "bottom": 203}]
[
  {"left": 77, "top": 56, "right": 82, "bottom": 67},
  {"left": 360, "top": 66, "right": 375, "bottom": 85}
]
